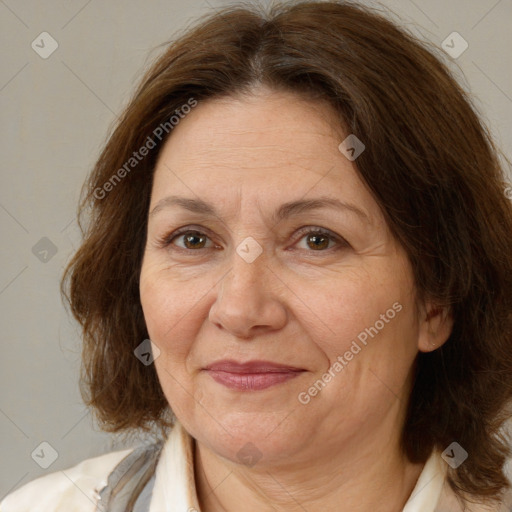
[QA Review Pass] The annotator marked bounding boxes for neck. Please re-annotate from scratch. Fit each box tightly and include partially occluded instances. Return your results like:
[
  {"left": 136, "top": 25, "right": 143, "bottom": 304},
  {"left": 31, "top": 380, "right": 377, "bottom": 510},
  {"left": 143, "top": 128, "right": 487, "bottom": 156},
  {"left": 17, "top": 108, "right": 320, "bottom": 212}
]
[{"left": 193, "top": 430, "right": 424, "bottom": 512}]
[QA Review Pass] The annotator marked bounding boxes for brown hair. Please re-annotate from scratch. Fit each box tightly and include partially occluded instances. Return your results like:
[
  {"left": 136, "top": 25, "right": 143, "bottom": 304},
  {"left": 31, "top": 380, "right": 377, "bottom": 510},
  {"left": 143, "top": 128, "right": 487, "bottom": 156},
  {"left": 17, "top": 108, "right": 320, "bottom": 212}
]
[{"left": 62, "top": 0, "right": 512, "bottom": 505}]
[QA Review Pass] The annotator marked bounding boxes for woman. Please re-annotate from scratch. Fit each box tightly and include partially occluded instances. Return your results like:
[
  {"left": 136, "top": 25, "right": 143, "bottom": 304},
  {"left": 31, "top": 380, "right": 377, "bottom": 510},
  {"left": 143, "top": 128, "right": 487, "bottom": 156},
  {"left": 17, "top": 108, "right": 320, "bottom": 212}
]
[{"left": 2, "top": 1, "right": 512, "bottom": 510}]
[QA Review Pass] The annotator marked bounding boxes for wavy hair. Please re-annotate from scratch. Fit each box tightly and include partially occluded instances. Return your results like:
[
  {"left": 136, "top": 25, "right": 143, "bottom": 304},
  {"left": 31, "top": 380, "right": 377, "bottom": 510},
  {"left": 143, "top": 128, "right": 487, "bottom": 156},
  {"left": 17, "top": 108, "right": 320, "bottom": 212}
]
[{"left": 62, "top": 1, "right": 512, "bottom": 505}]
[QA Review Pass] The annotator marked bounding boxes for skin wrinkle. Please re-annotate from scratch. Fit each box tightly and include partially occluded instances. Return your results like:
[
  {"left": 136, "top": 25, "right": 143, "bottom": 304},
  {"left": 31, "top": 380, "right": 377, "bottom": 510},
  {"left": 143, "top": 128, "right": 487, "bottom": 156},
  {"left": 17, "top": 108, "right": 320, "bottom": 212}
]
[
  {"left": 139, "top": 88, "right": 453, "bottom": 511},
  {"left": 56, "top": 3, "right": 512, "bottom": 507}
]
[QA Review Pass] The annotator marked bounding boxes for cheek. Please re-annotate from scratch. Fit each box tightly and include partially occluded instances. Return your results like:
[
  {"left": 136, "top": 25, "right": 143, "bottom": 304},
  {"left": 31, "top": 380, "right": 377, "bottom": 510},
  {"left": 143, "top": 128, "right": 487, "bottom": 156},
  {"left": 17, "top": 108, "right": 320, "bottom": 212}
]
[
  {"left": 139, "top": 265, "right": 207, "bottom": 362},
  {"left": 140, "top": 271, "right": 204, "bottom": 416},
  {"left": 302, "top": 267, "right": 410, "bottom": 358}
]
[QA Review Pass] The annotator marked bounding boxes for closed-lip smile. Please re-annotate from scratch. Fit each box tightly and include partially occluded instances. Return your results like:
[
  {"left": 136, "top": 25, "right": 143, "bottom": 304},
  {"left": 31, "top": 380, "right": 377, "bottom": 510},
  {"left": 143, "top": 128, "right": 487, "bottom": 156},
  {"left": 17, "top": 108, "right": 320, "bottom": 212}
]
[{"left": 203, "top": 359, "right": 305, "bottom": 390}]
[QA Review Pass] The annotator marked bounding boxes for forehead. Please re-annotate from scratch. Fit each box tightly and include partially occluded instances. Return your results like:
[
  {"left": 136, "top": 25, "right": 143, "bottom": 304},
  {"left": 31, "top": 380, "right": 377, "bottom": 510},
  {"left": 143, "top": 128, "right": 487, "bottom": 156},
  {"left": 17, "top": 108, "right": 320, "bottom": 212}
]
[{"left": 150, "top": 89, "right": 382, "bottom": 224}]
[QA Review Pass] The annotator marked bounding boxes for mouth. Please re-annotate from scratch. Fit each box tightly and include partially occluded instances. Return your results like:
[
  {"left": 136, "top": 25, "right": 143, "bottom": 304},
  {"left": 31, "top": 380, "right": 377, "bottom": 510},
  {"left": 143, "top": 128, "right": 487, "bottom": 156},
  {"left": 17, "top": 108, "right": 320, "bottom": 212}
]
[{"left": 203, "top": 360, "right": 306, "bottom": 391}]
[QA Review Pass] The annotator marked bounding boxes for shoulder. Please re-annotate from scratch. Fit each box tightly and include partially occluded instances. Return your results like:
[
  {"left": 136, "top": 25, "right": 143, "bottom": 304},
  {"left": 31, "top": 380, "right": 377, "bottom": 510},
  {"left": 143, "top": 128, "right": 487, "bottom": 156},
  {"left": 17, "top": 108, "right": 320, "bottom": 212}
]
[{"left": 0, "top": 448, "right": 134, "bottom": 512}]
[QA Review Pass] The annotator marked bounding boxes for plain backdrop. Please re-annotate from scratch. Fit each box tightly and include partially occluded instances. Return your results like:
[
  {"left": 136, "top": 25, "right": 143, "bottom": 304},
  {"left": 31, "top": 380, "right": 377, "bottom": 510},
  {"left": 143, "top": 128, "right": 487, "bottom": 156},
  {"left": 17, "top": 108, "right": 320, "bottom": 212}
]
[{"left": 1, "top": 0, "right": 511, "bottom": 498}]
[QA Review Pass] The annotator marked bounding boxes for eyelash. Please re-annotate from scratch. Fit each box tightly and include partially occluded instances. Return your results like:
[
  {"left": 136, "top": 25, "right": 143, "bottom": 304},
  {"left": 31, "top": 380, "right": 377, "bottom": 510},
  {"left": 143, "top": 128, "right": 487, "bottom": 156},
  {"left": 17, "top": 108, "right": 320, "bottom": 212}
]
[{"left": 155, "top": 226, "right": 349, "bottom": 254}]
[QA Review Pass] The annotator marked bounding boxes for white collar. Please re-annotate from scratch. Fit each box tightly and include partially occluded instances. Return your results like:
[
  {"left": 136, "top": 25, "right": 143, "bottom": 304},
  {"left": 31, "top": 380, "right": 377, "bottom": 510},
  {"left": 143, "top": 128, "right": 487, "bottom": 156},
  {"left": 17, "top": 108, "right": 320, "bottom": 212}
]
[
  {"left": 149, "top": 421, "right": 200, "bottom": 511},
  {"left": 149, "top": 421, "right": 446, "bottom": 511},
  {"left": 403, "top": 448, "right": 447, "bottom": 511}
]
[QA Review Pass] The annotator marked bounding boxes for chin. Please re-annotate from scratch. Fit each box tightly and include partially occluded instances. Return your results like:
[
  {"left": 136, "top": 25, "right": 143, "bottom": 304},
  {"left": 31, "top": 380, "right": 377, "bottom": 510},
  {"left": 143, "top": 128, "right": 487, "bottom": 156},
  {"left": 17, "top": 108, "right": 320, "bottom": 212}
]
[{"left": 186, "top": 409, "right": 313, "bottom": 467}]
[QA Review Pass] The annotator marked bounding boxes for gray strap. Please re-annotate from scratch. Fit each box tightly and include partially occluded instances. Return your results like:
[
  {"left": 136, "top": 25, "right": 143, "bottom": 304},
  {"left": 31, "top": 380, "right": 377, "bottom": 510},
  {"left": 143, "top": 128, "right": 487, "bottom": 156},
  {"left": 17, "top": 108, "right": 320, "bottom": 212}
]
[
  {"left": 95, "top": 442, "right": 163, "bottom": 512},
  {"left": 133, "top": 473, "right": 156, "bottom": 512}
]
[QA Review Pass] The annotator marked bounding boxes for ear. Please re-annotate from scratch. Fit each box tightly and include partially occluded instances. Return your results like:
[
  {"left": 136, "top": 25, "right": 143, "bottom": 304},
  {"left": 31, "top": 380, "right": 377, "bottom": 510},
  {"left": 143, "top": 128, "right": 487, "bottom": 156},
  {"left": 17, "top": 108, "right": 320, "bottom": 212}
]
[{"left": 417, "top": 301, "right": 454, "bottom": 353}]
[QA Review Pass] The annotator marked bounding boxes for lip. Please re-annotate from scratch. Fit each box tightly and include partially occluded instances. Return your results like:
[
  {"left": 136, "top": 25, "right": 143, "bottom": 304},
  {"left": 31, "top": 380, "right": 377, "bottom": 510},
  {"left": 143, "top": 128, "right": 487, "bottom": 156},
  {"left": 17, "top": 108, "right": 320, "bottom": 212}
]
[{"left": 203, "top": 359, "right": 305, "bottom": 391}]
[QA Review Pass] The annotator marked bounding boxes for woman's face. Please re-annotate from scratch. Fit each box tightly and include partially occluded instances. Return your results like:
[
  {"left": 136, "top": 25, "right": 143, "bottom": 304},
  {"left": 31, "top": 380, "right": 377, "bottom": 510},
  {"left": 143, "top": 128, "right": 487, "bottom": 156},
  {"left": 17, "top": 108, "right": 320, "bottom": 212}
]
[{"left": 140, "top": 88, "right": 430, "bottom": 467}]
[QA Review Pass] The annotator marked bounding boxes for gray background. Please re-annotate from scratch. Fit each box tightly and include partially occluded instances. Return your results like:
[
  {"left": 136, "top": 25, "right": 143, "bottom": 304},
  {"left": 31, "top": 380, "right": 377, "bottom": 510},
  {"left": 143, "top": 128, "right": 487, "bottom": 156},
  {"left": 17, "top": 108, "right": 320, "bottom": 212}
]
[{"left": 1, "top": 0, "right": 511, "bottom": 498}]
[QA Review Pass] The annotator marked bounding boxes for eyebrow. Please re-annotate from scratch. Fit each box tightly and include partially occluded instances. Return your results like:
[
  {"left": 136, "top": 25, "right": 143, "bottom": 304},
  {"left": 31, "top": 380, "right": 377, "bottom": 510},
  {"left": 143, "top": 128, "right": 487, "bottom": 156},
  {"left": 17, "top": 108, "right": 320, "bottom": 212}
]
[{"left": 149, "top": 195, "right": 370, "bottom": 224}]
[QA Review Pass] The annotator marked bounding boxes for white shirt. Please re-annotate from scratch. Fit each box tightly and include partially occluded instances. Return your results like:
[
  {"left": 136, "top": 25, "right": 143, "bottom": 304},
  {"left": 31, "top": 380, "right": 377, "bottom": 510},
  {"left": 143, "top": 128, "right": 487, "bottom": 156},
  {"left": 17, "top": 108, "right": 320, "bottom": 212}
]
[{"left": 2, "top": 421, "right": 511, "bottom": 511}]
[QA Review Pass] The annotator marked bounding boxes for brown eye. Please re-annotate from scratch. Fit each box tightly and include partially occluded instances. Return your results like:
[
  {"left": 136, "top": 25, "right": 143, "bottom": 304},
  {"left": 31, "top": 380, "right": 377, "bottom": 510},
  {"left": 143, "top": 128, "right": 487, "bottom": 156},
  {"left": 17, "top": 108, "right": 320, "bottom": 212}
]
[
  {"left": 174, "top": 230, "right": 210, "bottom": 250},
  {"left": 295, "top": 228, "right": 346, "bottom": 252},
  {"left": 305, "top": 232, "right": 331, "bottom": 250}
]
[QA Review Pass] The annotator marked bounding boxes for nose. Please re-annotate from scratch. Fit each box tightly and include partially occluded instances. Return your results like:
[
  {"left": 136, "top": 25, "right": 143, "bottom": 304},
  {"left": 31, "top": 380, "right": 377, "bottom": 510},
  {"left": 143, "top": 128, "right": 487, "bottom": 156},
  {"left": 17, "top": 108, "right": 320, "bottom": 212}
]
[{"left": 208, "top": 247, "right": 288, "bottom": 339}]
